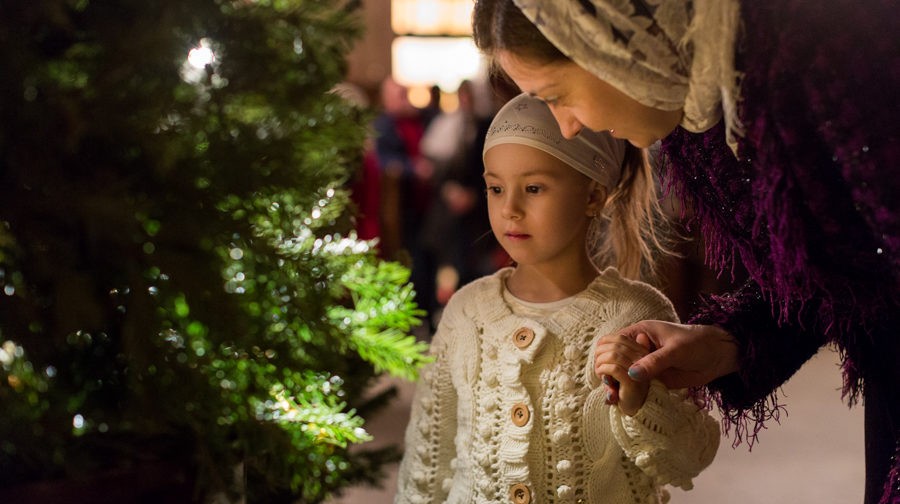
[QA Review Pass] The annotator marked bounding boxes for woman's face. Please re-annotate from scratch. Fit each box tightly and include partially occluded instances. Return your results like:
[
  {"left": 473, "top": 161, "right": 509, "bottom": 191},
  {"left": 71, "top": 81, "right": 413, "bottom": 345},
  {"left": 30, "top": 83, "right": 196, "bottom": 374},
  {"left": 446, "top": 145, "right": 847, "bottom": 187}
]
[{"left": 496, "top": 50, "right": 683, "bottom": 148}]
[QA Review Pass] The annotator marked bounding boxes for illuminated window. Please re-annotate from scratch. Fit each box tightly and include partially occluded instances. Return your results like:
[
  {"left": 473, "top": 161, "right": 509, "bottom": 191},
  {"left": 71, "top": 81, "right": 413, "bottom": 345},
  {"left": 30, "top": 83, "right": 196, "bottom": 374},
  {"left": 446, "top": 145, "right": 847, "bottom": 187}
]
[
  {"left": 392, "top": 36, "right": 483, "bottom": 91},
  {"left": 391, "top": 0, "right": 473, "bottom": 36},
  {"left": 390, "top": 0, "right": 485, "bottom": 97}
]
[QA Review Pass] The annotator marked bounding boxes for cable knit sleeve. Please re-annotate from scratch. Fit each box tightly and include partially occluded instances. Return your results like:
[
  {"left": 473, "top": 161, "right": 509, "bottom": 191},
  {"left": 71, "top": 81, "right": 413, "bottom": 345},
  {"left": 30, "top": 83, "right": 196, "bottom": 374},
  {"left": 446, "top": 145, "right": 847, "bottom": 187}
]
[
  {"left": 609, "top": 380, "right": 720, "bottom": 490},
  {"left": 394, "top": 312, "right": 460, "bottom": 503}
]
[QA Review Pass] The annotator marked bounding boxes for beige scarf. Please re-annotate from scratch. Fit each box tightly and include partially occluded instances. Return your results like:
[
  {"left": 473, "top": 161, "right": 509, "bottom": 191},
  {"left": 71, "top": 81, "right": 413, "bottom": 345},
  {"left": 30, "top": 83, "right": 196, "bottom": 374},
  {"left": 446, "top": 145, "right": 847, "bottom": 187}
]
[{"left": 514, "top": 0, "right": 744, "bottom": 152}]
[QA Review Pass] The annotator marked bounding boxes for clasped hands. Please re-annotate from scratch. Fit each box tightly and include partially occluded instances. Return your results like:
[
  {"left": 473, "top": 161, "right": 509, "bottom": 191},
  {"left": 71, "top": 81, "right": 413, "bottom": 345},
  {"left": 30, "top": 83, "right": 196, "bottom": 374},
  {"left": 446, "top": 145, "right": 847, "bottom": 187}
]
[{"left": 594, "top": 320, "right": 740, "bottom": 416}]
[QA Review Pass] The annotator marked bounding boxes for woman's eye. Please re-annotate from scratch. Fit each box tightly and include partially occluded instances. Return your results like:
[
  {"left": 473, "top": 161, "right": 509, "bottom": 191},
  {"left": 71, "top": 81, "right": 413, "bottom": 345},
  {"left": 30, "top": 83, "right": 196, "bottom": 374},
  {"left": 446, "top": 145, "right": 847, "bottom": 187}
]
[
  {"left": 485, "top": 185, "right": 501, "bottom": 195},
  {"left": 525, "top": 185, "right": 541, "bottom": 194}
]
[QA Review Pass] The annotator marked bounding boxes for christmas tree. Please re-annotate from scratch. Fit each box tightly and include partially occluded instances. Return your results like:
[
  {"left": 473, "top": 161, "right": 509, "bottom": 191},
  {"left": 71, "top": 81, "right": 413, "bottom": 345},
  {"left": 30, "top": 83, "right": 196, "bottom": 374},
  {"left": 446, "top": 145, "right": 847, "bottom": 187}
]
[{"left": 0, "top": 0, "right": 429, "bottom": 502}]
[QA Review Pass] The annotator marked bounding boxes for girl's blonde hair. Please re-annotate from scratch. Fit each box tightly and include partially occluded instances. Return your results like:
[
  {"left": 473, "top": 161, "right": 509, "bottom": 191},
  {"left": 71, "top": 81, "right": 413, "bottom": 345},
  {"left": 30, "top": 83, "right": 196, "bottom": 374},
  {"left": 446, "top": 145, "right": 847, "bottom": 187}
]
[{"left": 588, "top": 144, "right": 676, "bottom": 281}]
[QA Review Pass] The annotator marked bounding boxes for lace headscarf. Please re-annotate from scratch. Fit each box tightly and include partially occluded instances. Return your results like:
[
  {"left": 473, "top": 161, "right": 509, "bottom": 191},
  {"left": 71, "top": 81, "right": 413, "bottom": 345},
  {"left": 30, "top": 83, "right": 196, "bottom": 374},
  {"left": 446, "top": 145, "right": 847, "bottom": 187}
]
[{"left": 514, "top": 0, "right": 744, "bottom": 152}]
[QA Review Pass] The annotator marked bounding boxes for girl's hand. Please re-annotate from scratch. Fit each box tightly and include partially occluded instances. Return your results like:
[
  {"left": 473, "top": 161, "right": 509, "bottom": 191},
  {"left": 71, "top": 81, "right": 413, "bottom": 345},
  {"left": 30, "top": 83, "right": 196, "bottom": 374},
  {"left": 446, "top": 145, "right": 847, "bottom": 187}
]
[{"left": 594, "top": 333, "right": 651, "bottom": 416}]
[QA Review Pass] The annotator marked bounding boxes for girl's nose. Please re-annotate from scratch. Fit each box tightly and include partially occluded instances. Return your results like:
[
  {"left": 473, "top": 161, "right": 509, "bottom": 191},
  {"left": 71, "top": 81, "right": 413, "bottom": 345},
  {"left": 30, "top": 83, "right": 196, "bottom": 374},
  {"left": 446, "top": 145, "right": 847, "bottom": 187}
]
[
  {"left": 500, "top": 194, "right": 522, "bottom": 220},
  {"left": 549, "top": 106, "right": 583, "bottom": 139}
]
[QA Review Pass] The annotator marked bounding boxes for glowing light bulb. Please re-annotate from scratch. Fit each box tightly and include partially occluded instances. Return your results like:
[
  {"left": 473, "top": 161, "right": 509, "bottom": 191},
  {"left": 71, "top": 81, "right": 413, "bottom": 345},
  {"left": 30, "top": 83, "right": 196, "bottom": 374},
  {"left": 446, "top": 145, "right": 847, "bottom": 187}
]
[{"left": 188, "top": 46, "right": 215, "bottom": 69}]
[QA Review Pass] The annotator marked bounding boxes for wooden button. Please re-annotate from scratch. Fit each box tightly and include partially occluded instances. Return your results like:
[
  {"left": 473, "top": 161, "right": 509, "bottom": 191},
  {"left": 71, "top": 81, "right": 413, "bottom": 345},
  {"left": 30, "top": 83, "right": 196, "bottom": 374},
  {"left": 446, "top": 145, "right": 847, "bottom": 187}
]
[
  {"left": 512, "top": 327, "right": 535, "bottom": 349},
  {"left": 509, "top": 483, "right": 531, "bottom": 504},
  {"left": 510, "top": 403, "right": 530, "bottom": 427}
]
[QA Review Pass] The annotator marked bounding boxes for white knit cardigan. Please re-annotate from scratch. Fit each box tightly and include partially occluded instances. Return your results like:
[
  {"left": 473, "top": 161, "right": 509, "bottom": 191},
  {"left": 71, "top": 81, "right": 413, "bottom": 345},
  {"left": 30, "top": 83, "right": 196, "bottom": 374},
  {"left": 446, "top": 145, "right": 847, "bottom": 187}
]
[{"left": 395, "top": 267, "right": 719, "bottom": 504}]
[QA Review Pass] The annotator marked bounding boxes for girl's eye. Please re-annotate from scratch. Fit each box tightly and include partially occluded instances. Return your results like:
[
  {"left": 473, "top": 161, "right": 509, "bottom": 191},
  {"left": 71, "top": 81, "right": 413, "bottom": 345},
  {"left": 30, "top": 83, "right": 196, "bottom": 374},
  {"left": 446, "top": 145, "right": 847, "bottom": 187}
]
[
  {"left": 485, "top": 185, "right": 502, "bottom": 195},
  {"left": 525, "top": 185, "right": 542, "bottom": 194}
]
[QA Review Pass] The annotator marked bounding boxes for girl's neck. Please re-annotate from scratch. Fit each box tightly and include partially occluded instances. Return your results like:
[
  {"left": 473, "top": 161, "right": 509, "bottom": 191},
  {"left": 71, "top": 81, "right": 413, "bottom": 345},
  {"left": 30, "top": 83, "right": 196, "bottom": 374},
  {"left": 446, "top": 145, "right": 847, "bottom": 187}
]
[{"left": 505, "top": 259, "right": 599, "bottom": 303}]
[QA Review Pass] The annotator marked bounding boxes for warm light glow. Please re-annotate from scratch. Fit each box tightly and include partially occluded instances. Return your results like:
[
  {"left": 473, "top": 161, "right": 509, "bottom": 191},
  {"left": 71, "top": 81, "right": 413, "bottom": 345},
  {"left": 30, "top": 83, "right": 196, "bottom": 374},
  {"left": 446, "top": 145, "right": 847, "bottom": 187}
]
[
  {"left": 406, "top": 87, "right": 460, "bottom": 111},
  {"left": 392, "top": 0, "right": 473, "bottom": 36},
  {"left": 407, "top": 86, "right": 432, "bottom": 109},
  {"left": 439, "top": 92, "right": 459, "bottom": 113},
  {"left": 188, "top": 46, "right": 215, "bottom": 69},
  {"left": 391, "top": 36, "right": 485, "bottom": 92},
  {"left": 181, "top": 38, "right": 219, "bottom": 84}
]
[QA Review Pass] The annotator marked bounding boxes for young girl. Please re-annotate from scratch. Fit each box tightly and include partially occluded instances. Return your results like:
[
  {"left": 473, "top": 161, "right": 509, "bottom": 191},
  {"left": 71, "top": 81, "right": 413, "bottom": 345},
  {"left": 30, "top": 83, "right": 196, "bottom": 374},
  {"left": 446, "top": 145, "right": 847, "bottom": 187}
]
[{"left": 395, "top": 93, "right": 718, "bottom": 504}]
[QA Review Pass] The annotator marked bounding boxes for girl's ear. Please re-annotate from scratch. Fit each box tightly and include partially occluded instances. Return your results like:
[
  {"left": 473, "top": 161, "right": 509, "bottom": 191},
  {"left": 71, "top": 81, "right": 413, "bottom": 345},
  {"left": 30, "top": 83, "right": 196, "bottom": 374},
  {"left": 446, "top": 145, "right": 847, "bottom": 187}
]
[{"left": 586, "top": 182, "right": 607, "bottom": 217}]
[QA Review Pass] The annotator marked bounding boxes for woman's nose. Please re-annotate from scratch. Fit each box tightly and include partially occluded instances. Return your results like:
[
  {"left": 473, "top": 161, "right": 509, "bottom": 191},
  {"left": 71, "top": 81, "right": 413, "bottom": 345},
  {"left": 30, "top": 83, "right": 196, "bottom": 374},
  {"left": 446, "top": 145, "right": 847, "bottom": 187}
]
[{"left": 550, "top": 107, "right": 583, "bottom": 139}]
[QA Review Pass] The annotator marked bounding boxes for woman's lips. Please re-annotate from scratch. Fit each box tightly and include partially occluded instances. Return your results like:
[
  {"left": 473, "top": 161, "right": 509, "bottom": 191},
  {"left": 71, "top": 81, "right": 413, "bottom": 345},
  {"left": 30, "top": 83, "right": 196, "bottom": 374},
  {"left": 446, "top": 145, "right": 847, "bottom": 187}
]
[{"left": 505, "top": 232, "right": 530, "bottom": 240}]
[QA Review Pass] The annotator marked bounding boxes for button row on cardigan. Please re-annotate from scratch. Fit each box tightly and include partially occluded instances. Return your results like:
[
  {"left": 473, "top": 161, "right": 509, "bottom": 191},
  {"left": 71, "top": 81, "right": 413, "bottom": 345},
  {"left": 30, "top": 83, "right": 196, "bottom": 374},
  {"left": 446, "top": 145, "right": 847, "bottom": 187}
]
[
  {"left": 509, "top": 483, "right": 531, "bottom": 504},
  {"left": 512, "top": 327, "right": 535, "bottom": 349},
  {"left": 511, "top": 403, "right": 530, "bottom": 427}
]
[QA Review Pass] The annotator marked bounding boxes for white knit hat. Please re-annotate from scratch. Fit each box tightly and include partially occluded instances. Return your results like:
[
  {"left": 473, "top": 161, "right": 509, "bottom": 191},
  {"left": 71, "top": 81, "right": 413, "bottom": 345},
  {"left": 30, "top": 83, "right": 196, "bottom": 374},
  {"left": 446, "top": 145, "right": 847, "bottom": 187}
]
[{"left": 483, "top": 93, "right": 625, "bottom": 189}]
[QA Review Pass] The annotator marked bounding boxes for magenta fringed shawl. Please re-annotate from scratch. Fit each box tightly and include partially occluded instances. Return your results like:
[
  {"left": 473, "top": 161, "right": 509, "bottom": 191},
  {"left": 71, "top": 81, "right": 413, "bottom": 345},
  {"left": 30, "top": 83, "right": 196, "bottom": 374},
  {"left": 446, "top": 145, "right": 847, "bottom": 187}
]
[{"left": 656, "top": 0, "right": 899, "bottom": 501}]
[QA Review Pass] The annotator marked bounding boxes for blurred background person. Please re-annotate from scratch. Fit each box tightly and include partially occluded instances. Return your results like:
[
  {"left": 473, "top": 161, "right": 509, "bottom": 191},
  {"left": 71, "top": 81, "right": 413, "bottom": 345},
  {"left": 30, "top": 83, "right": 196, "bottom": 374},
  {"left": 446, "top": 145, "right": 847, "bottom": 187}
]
[
  {"left": 372, "top": 76, "right": 437, "bottom": 335},
  {"left": 417, "top": 80, "right": 500, "bottom": 331}
]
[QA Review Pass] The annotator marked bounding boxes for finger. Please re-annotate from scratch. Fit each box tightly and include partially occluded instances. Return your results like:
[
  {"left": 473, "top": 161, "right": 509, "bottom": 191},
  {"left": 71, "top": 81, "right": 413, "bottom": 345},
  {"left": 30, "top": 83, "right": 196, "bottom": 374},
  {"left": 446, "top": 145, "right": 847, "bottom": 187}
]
[
  {"left": 628, "top": 343, "right": 677, "bottom": 382},
  {"left": 596, "top": 355, "right": 645, "bottom": 378},
  {"left": 635, "top": 331, "right": 654, "bottom": 351},
  {"left": 605, "top": 384, "right": 620, "bottom": 405},
  {"left": 595, "top": 335, "right": 649, "bottom": 360},
  {"left": 600, "top": 374, "right": 620, "bottom": 404},
  {"left": 601, "top": 374, "right": 619, "bottom": 389},
  {"left": 595, "top": 342, "right": 649, "bottom": 370},
  {"left": 595, "top": 362, "right": 631, "bottom": 387}
]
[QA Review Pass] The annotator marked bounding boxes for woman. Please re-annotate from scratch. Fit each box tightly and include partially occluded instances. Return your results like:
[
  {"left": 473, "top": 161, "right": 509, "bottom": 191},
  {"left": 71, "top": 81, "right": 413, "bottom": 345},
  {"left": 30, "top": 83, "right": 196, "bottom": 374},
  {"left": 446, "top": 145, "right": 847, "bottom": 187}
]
[{"left": 472, "top": 1, "right": 900, "bottom": 503}]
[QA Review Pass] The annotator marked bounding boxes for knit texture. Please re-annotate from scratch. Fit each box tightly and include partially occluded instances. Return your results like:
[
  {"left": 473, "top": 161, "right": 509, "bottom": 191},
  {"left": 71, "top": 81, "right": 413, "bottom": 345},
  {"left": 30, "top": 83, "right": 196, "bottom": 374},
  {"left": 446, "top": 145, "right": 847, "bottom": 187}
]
[{"left": 395, "top": 268, "right": 719, "bottom": 503}]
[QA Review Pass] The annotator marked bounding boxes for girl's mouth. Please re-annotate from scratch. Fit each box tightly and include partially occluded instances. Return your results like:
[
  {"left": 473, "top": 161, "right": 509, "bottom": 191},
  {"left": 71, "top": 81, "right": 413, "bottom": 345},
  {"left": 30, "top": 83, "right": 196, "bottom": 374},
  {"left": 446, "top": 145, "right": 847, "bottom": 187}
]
[{"left": 506, "top": 232, "right": 530, "bottom": 240}]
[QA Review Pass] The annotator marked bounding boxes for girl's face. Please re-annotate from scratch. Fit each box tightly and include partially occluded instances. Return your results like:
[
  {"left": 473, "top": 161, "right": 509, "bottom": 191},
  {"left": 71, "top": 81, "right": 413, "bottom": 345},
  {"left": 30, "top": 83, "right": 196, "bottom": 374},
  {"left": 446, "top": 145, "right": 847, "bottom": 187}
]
[
  {"left": 483, "top": 143, "right": 601, "bottom": 270},
  {"left": 496, "top": 50, "right": 683, "bottom": 148}
]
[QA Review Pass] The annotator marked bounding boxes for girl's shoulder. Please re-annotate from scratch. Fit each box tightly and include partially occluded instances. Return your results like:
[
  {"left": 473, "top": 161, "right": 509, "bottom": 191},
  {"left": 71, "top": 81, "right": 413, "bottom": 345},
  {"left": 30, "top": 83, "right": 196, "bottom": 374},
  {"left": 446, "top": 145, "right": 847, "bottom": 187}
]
[
  {"left": 590, "top": 266, "right": 665, "bottom": 294},
  {"left": 586, "top": 267, "right": 678, "bottom": 321},
  {"left": 440, "top": 268, "right": 512, "bottom": 319}
]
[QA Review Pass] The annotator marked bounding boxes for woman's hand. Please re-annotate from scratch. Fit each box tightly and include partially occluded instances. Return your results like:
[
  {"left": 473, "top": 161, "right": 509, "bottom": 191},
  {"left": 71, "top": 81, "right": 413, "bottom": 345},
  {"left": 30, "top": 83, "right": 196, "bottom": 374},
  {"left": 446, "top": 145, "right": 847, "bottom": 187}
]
[
  {"left": 594, "top": 333, "right": 651, "bottom": 416},
  {"left": 616, "top": 320, "right": 739, "bottom": 389}
]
